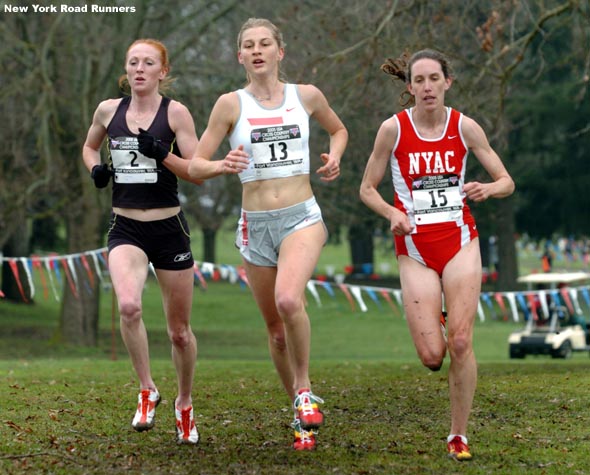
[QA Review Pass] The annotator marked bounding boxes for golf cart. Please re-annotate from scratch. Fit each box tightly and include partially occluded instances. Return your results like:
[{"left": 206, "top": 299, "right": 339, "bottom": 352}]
[{"left": 508, "top": 272, "right": 590, "bottom": 359}]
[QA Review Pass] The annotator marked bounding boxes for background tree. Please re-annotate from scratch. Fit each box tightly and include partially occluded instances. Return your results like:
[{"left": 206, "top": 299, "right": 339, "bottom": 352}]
[
  {"left": 273, "top": 0, "right": 587, "bottom": 289},
  {"left": 1, "top": 0, "right": 588, "bottom": 344},
  {"left": 0, "top": 1, "right": 242, "bottom": 340}
]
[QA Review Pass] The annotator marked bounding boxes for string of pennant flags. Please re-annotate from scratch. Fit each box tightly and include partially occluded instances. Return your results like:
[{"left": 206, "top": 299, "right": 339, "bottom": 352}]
[{"left": 1, "top": 247, "right": 590, "bottom": 323}]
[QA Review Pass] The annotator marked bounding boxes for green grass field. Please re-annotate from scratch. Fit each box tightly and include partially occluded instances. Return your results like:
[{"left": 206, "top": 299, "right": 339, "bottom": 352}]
[{"left": 1, "top": 235, "right": 590, "bottom": 474}]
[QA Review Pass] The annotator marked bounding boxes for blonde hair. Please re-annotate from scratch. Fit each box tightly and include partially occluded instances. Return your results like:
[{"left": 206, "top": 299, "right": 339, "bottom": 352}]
[
  {"left": 118, "top": 38, "right": 175, "bottom": 94},
  {"left": 237, "top": 18, "right": 288, "bottom": 84}
]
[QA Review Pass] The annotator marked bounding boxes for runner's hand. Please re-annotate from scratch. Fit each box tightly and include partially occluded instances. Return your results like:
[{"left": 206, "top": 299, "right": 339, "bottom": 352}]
[
  {"left": 138, "top": 128, "right": 169, "bottom": 162},
  {"left": 91, "top": 163, "right": 112, "bottom": 189}
]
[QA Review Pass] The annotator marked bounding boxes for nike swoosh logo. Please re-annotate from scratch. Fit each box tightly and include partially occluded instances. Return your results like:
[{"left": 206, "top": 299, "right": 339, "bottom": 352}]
[
  {"left": 286, "top": 107, "right": 295, "bottom": 112},
  {"left": 448, "top": 135, "right": 457, "bottom": 139}
]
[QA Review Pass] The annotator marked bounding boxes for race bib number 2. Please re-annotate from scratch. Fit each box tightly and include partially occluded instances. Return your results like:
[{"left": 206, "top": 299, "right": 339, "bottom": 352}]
[
  {"left": 110, "top": 136, "right": 158, "bottom": 184},
  {"left": 250, "top": 124, "right": 304, "bottom": 175},
  {"left": 412, "top": 174, "right": 463, "bottom": 225}
]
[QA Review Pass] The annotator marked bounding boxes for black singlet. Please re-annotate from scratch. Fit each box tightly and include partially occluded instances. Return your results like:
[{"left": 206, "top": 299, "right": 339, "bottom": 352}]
[{"left": 106, "top": 96, "right": 180, "bottom": 208}]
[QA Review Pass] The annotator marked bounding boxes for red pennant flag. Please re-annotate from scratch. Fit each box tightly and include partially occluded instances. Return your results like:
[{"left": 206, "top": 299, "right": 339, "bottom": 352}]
[
  {"left": 526, "top": 293, "right": 539, "bottom": 321},
  {"left": 379, "top": 289, "right": 399, "bottom": 314},
  {"left": 32, "top": 255, "right": 49, "bottom": 300},
  {"left": 237, "top": 266, "right": 250, "bottom": 287},
  {"left": 60, "top": 258, "right": 78, "bottom": 298},
  {"left": 338, "top": 284, "right": 356, "bottom": 311},
  {"left": 193, "top": 263, "right": 208, "bottom": 290},
  {"left": 80, "top": 254, "right": 95, "bottom": 288},
  {"left": 494, "top": 293, "right": 508, "bottom": 320},
  {"left": 560, "top": 288, "right": 575, "bottom": 315},
  {"left": 8, "top": 259, "right": 28, "bottom": 302}
]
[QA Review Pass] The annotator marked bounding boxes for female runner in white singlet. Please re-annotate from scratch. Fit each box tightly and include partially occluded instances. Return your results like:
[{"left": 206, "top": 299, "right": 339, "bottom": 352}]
[{"left": 188, "top": 18, "right": 348, "bottom": 451}]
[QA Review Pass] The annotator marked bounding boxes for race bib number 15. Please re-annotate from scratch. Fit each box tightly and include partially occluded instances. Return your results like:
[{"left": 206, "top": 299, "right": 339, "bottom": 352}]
[{"left": 412, "top": 174, "right": 463, "bottom": 225}]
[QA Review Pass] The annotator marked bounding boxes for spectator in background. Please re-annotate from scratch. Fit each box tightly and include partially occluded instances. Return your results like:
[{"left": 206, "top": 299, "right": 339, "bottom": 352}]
[{"left": 542, "top": 245, "right": 553, "bottom": 272}]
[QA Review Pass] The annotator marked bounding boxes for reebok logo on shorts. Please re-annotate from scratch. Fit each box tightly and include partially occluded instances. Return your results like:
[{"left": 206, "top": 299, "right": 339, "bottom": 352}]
[{"left": 174, "top": 252, "right": 192, "bottom": 262}]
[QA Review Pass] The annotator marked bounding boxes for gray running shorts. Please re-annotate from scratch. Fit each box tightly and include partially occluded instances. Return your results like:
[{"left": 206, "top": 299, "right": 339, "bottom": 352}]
[{"left": 235, "top": 196, "right": 327, "bottom": 266}]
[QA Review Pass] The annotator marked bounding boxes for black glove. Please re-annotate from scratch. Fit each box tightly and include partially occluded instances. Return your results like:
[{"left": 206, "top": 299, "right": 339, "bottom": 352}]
[
  {"left": 91, "top": 163, "right": 112, "bottom": 188},
  {"left": 137, "top": 128, "right": 169, "bottom": 162}
]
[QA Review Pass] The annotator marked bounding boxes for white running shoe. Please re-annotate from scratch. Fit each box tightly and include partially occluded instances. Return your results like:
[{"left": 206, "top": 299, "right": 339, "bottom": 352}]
[
  {"left": 175, "top": 405, "right": 199, "bottom": 445},
  {"left": 131, "top": 388, "right": 161, "bottom": 431}
]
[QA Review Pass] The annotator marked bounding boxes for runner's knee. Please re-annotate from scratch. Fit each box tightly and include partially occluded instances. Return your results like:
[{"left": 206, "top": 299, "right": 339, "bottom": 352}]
[
  {"left": 267, "top": 322, "right": 287, "bottom": 353},
  {"left": 169, "top": 326, "right": 193, "bottom": 349},
  {"left": 418, "top": 348, "right": 445, "bottom": 371},
  {"left": 275, "top": 293, "right": 304, "bottom": 320},
  {"left": 118, "top": 299, "right": 142, "bottom": 324},
  {"left": 448, "top": 332, "right": 472, "bottom": 360}
]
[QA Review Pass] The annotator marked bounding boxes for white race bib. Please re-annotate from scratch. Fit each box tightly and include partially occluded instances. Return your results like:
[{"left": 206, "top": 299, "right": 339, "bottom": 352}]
[
  {"left": 110, "top": 136, "right": 158, "bottom": 184},
  {"left": 250, "top": 124, "right": 304, "bottom": 177},
  {"left": 412, "top": 174, "right": 463, "bottom": 225}
]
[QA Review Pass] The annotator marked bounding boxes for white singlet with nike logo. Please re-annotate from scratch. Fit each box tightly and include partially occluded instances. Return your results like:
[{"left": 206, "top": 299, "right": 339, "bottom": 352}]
[{"left": 229, "top": 84, "right": 311, "bottom": 184}]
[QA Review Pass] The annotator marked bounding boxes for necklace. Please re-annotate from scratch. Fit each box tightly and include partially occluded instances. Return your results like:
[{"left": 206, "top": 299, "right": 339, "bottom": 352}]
[
  {"left": 129, "top": 100, "right": 158, "bottom": 124},
  {"left": 130, "top": 108, "right": 153, "bottom": 123},
  {"left": 249, "top": 85, "right": 282, "bottom": 103}
]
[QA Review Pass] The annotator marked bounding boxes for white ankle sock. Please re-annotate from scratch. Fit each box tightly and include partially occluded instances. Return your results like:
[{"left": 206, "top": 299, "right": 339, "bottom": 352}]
[{"left": 447, "top": 434, "right": 468, "bottom": 444}]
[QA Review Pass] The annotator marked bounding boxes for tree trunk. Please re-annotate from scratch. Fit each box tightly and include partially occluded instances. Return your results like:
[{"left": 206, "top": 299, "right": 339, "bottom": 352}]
[
  {"left": 57, "top": 169, "right": 106, "bottom": 345},
  {"left": 495, "top": 197, "right": 519, "bottom": 291},
  {"left": 1, "top": 215, "right": 32, "bottom": 303},
  {"left": 60, "top": 276, "right": 100, "bottom": 345},
  {"left": 348, "top": 224, "right": 374, "bottom": 275},
  {"left": 202, "top": 228, "right": 217, "bottom": 263}
]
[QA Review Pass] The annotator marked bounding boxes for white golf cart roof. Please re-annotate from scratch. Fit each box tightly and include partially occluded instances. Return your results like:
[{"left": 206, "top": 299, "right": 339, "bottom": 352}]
[{"left": 518, "top": 271, "right": 590, "bottom": 288}]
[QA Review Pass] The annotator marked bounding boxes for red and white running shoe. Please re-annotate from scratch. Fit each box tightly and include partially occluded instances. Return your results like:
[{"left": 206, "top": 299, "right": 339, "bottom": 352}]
[
  {"left": 131, "top": 388, "right": 161, "bottom": 431},
  {"left": 447, "top": 435, "right": 472, "bottom": 461},
  {"left": 293, "top": 388, "right": 324, "bottom": 430},
  {"left": 292, "top": 417, "right": 316, "bottom": 451},
  {"left": 175, "top": 405, "right": 199, "bottom": 445}
]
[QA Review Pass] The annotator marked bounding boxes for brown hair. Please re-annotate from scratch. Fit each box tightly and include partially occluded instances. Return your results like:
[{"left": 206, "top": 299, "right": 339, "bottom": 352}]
[
  {"left": 118, "top": 38, "right": 175, "bottom": 94},
  {"left": 237, "top": 18, "right": 288, "bottom": 84},
  {"left": 381, "top": 49, "right": 453, "bottom": 106}
]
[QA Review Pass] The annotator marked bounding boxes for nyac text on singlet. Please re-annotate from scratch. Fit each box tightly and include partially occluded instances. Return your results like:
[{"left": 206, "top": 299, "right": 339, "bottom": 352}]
[{"left": 391, "top": 107, "right": 475, "bottom": 234}]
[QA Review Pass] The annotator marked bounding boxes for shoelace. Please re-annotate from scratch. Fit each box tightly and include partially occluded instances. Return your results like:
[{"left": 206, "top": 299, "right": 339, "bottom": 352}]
[
  {"left": 140, "top": 390, "right": 150, "bottom": 418},
  {"left": 291, "top": 419, "right": 315, "bottom": 443},
  {"left": 294, "top": 392, "right": 324, "bottom": 416},
  {"left": 300, "top": 430, "right": 313, "bottom": 444},
  {"left": 179, "top": 407, "right": 193, "bottom": 437}
]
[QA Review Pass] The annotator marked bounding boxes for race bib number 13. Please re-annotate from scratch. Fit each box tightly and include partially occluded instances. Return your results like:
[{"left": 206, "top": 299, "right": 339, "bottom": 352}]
[{"left": 250, "top": 124, "right": 304, "bottom": 173}]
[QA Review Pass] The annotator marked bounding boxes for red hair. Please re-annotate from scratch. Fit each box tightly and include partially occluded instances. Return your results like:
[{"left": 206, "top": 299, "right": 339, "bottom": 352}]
[{"left": 118, "top": 38, "right": 175, "bottom": 94}]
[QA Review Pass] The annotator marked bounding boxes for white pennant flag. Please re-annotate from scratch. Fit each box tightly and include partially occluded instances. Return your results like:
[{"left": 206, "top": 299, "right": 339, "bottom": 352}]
[
  {"left": 20, "top": 257, "right": 35, "bottom": 299},
  {"left": 306, "top": 281, "right": 321, "bottom": 307},
  {"left": 505, "top": 292, "right": 519, "bottom": 322},
  {"left": 538, "top": 290, "right": 550, "bottom": 319},
  {"left": 349, "top": 286, "right": 368, "bottom": 313},
  {"left": 477, "top": 301, "right": 485, "bottom": 322}
]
